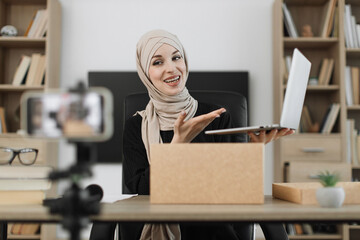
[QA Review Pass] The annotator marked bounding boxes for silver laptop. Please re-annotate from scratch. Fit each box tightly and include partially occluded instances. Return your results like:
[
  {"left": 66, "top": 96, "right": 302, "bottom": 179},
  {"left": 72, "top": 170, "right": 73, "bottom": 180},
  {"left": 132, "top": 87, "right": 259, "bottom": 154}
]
[{"left": 205, "top": 48, "right": 311, "bottom": 135}]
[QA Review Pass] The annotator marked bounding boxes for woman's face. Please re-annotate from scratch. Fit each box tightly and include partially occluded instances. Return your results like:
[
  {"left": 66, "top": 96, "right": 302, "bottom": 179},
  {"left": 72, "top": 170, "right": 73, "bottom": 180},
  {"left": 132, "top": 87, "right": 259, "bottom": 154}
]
[{"left": 148, "top": 44, "right": 186, "bottom": 96}]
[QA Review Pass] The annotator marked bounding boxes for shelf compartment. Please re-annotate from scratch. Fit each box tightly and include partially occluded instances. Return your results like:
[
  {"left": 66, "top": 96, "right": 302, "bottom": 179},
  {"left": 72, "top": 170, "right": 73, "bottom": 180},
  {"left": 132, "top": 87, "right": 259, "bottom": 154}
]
[
  {"left": 284, "top": 37, "right": 339, "bottom": 48},
  {"left": 0, "top": 37, "right": 45, "bottom": 48}
]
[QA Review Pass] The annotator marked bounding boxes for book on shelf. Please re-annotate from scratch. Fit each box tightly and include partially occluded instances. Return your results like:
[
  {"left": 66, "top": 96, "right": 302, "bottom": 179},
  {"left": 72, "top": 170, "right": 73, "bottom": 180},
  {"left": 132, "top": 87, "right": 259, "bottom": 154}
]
[
  {"left": 300, "top": 105, "right": 319, "bottom": 133},
  {"left": 282, "top": 57, "right": 288, "bottom": 82},
  {"left": 282, "top": 3, "right": 298, "bottom": 37},
  {"left": 326, "top": 0, "right": 338, "bottom": 37},
  {"left": 352, "top": 129, "right": 360, "bottom": 166},
  {"left": 0, "top": 166, "right": 52, "bottom": 205},
  {"left": 347, "top": 119, "right": 354, "bottom": 164},
  {"left": 318, "top": 58, "right": 329, "bottom": 85},
  {"left": 34, "top": 9, "right": 48, "bottom": 38},
  {"left": 283, "top": 55, "right": 292, "bottom": 84},
  {"left": 302, "top": 223, "right": 313, "bottom": 235},
  {"left": 346, "top": 119, "right": 360, "bottom": 166},
  {"left": 347, "top": 119, "right": 360, "bottom": 166},
  {"left": 351, "top": 66, "right": 359, "bottom": 105},
  {"left": 345, "top": 66, "right": 353, "bottom": 106},
  {"left": 332, "top": 6, "right": 339, "bottom": 37},
  {"left": 11, "top": 223, "right": 22, "bottom": 235},
  {"left": 27, "top": 9, "right": 47, "bottom": 38},
  {"left": 11, "top": 223, "right": 40, "bottom": 235},
  {"left": 317, "top": 58, "right": 334, "bottom": 85},
  {"left": 12, "top": 55, "right": 31, "bottom": 86},
  {"left": 344, "top": 4, "right": 354, "bottom": 48},
  {"left": 344, "top": 4, "right": 360, "bottom": 48},
  {"left": 0, "top": 190, "right": 45, "bottom": 205},
  {"left": 33, "top": 55, "right": 46, "bottom": 86},
  {"left": 320, "top": 0, "right": 337, "bottom": 37},
  {"left": 0, "top": 166, "right": 52, "bottom": 179},
  {"left": 0, "top": 107, "right": 7, "bottom": 133},
  {"left": 356, "top": 135, "right": 360, "bottom": 167},
  {"left": 351, "top": 16, "right": 360, "bottom": 48},
  {"left": 25, "top": 53, "right": 45, "bottom": 86},
  {"left": 294, "top": 223, "right": 303, "bottom": 235},
  {"left": 320, "top": 103, "right": 340, "bottom": 134},
  {"left": 285, "top": 223, "right": 296, "bottom": 235},
  {"left": 24, "top": 10, "right": 38, "bottom": 37},
  {"left": 357, "top": 24, "right": 360, "bottom": 48},
  {"left": 0, "top": 179, "right": 51, "bottom": 191},
  {"left": 323, "top": 58, "right": 334, "bottom": 85}
]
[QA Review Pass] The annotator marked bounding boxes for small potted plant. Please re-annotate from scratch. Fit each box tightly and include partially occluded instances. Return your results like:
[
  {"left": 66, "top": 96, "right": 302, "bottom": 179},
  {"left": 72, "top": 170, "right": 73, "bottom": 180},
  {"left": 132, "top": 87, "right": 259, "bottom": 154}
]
[{"left": 316, "top": 170, "right": 345, "bottom": 208}]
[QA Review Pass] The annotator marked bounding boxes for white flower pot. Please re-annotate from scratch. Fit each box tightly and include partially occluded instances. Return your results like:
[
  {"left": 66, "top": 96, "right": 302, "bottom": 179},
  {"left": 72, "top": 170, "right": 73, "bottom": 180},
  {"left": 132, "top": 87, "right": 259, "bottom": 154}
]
[{"left": 316, "top": 187, "right": 345, "bottom": 208}]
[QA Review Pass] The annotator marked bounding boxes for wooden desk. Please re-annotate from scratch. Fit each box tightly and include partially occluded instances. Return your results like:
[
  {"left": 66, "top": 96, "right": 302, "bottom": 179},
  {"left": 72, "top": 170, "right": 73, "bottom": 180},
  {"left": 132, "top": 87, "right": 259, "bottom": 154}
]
[
  {"left": 1, "top": 196, "right": 360, "bottom": 223},
  {"left": 93, "top": 196, "right": 360, "bottom": 223}
]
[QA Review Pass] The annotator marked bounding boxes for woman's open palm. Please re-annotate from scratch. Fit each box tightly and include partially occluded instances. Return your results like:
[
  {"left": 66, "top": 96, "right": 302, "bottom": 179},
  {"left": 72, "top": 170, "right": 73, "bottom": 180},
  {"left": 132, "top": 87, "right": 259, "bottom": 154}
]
[{"left": 171, "top": 108, "right": 226, "bottom": 143}]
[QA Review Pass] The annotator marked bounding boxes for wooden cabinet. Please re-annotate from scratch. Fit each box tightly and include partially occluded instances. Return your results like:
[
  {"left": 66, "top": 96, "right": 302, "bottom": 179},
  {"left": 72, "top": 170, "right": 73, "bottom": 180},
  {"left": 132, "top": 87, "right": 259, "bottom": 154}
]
[
  {"left": 0, "top": 0, "right": 62, "bottom": 239},
  {"left": 281, "top": 134, "right": 342, "bottom": 162},
  {"left": 273, "top": 0, "right": 359, "bottom": 239},
  {"left": 284, "top": 161, "right": 351, "bottom": 182}
]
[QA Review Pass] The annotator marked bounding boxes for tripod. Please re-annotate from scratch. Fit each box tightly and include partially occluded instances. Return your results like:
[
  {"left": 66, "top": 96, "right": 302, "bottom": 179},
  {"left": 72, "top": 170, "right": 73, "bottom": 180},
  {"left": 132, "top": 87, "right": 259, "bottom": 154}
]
[{"left": 43, "top": 142, "right": 101, "bottom": 240}]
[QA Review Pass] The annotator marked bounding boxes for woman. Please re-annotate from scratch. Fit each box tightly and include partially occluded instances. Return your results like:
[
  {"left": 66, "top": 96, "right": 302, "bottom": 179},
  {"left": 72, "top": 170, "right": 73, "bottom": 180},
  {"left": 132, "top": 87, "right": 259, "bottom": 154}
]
[{"left": 122, "top": 29, "right": 293, "bottom": 240}]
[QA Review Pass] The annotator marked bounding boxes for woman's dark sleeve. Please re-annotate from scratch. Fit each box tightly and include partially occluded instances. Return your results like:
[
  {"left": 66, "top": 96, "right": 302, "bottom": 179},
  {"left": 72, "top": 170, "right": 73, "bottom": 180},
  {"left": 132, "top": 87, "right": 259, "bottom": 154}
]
[{"left": 122, "top": 116, "right": 150, "bottom": 195}]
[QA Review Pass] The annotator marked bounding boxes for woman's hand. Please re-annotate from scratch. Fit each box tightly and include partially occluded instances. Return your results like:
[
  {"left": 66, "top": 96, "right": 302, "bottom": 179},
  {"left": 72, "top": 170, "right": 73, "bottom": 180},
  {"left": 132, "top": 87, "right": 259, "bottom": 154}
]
[
  {"left": 248, "top": 128, "right": 294, "bottom": 144},
  {"left": 171, "top": 108, "right": 226, "bottom": 143}
]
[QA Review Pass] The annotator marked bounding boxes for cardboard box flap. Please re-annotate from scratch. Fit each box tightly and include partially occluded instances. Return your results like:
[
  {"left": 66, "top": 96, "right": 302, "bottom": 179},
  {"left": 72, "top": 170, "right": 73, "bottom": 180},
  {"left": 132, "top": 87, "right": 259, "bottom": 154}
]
[{"left": 273, "top": 182, "right": 360, "bottom": 205}]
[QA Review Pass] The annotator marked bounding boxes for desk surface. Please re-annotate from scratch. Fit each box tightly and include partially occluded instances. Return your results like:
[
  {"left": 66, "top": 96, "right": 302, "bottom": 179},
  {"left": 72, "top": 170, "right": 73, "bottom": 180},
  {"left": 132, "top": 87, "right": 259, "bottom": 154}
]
[{"left": 1, "top": 196, "right": 360, "bottom": 223}]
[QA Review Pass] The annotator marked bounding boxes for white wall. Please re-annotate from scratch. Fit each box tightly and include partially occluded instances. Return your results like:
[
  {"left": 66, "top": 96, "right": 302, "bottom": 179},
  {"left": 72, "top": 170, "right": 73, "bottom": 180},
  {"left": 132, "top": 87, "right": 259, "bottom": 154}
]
[{"left": 57, "top": 0, "right": 275, "bottom": 199}]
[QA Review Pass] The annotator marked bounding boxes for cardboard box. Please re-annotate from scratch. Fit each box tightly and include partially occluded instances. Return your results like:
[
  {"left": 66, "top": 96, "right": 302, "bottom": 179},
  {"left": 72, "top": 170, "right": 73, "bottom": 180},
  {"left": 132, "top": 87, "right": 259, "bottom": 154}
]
[
  {"left": 273, "top": 182, "right": 360, "bottom": 205},
  {"left": 150, "top": 143, "right": 264, "bottom": 204}
]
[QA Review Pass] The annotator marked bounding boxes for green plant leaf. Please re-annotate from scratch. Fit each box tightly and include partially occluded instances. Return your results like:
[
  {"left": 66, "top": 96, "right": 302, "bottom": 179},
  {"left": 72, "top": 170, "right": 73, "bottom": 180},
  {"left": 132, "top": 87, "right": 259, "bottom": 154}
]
[{"left": 317, "top": 170, "right": 340, "bottom": 187}]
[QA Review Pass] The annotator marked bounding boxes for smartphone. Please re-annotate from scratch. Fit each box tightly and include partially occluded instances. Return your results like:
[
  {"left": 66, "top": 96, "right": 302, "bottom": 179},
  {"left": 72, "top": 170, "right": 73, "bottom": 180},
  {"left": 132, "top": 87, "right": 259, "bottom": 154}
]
[{"left": 21, "top": 87, "right": 113, "bottom": 141}]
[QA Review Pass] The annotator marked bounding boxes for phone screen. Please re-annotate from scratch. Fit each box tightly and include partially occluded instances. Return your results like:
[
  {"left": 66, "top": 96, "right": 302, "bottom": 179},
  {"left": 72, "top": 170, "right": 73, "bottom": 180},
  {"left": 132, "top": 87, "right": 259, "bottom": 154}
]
[{"left": 22, "top": 88, "right": 113, "bottom": 141}]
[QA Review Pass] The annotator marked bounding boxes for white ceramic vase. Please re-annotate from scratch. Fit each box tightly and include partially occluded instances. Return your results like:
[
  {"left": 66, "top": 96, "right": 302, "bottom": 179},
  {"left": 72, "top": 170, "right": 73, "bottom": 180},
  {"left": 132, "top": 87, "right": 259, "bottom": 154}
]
[{"left": 316, "top": 187, "right": 345, "bottom": 208}]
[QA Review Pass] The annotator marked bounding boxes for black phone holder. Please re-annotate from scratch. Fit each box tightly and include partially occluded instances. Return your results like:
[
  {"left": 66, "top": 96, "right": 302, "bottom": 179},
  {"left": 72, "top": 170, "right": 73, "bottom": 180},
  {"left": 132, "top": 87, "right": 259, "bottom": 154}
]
[{"left": 43, "top": 83, "right": 101, "bottom": 240}]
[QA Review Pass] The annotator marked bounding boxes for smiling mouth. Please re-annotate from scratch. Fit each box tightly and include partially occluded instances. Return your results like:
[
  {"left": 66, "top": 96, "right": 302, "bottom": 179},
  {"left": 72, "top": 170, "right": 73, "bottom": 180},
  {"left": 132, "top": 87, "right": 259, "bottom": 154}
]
[{"left": 164, "top": 76, "right": 180, "bottom": 83}]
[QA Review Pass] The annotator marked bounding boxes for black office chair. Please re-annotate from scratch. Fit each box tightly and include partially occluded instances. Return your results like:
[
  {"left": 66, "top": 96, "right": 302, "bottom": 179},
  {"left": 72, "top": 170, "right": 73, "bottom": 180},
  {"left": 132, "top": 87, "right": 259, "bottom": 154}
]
[{"left": 90, "top": 90, "right": 250, "bottom": 240}]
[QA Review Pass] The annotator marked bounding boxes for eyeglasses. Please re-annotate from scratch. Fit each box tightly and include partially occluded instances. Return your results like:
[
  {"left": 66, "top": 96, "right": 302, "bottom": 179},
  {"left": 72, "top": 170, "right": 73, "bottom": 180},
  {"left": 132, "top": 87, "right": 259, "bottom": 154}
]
[{"left": 0, "top": 147, "right": 39, "bottom": 166}]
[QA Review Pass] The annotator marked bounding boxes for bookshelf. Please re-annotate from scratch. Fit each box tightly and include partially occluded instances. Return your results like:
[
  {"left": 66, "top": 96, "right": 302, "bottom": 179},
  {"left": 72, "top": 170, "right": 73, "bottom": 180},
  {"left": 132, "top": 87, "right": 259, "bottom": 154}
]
[
  {"left": 273, "top": 0, "right": 359, "bottom": 239},
  {"left": 0, "top": 0, "right": 61, "bottom": 239},
  {"left": 344, "top": 0, "right": 360, "bottom": 182}
]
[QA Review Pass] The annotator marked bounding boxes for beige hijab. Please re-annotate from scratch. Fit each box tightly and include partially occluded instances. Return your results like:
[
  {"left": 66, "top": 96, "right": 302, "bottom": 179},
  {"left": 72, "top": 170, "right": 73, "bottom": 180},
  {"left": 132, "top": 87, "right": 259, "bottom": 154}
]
[
  {"left": 136, "top": 30, "right": 197, "bottom": 240},
  {"left": 136, "top": 29, "right": 198, "bottom": 161}
]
